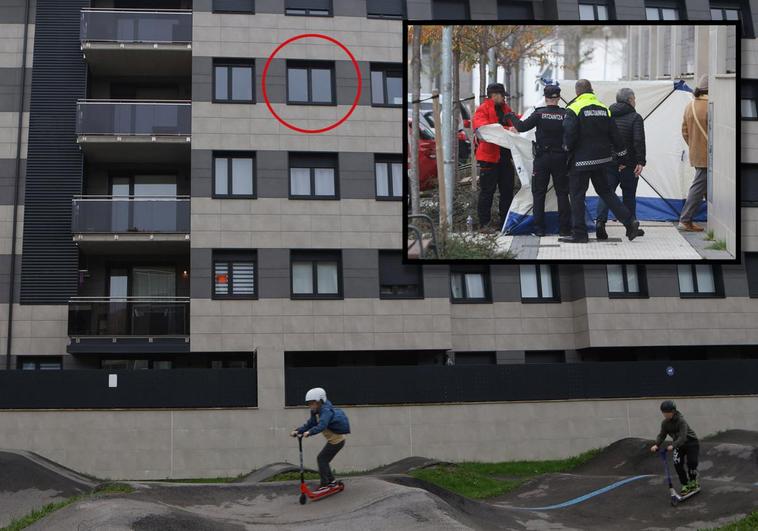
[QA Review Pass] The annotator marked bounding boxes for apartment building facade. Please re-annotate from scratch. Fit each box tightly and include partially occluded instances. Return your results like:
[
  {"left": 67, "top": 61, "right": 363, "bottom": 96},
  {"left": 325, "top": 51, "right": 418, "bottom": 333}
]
[{"left": 0, "top": 0, "right": 756, "bottom": 478}]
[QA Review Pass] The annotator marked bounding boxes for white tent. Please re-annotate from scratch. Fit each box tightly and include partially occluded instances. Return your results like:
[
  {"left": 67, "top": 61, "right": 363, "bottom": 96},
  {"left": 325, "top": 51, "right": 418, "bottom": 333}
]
[{"left": 476, "top": 80, "right": 706, "bottom": 235}]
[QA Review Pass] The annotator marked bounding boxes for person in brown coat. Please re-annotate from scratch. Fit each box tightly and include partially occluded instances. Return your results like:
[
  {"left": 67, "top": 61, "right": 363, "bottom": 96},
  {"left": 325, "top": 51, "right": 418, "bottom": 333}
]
[{"left": 678, "top": 75, "right": 709, "bottom": 232}]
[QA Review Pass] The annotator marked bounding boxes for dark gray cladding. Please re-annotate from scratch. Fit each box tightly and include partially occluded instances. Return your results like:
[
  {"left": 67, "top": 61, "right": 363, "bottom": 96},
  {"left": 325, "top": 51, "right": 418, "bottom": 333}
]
[{"left": 19, "top": 0, "right": 87, "bottom": 304}]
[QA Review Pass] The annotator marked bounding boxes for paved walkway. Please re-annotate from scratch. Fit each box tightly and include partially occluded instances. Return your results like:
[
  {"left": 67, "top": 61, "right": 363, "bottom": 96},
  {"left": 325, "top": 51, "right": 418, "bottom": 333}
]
[{"left": 492, "top": 221, "right": 733, "bottom": 260}]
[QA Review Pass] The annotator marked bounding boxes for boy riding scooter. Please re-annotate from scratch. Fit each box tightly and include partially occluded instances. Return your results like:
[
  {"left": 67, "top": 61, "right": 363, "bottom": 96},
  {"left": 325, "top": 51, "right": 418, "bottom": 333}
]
[
  {"left": 290, "top": 387, "right": 351, "bottom": 491},
  {"left": 650, "top": 400, "right": 701, "bottom": 495}
]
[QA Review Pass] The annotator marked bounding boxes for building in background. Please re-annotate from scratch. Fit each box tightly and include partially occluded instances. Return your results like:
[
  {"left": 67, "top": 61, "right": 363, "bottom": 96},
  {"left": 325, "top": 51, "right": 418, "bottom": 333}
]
[{"left": 0, "top": 0, "right": 756, "bottom": 479}]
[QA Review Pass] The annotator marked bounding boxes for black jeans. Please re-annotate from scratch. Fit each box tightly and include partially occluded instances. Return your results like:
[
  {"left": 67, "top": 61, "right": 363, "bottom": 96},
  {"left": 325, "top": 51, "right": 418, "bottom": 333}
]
[
  {"left": 477, "top": 152, "right": 515, "bottom": 228},
  {"left": 596, "top": 165, "right": 639, "bottom": 223},
  {"left": 533, "top": 151, "right": 571, "bottom": 234},
  {"left": 673, "top": 441, "right": 699, "bottom": 487},
  {"left": 569, "top": 167, "right": 634, "bottom": 239},
  {"left": 317, "top": 440, "right": 345, "bottom": 487}
]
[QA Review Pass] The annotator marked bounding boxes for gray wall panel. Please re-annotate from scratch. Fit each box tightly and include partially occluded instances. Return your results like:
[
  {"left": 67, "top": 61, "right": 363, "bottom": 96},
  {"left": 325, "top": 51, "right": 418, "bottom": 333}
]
[
  {"left": 343, "top": 248, "right": 379, "bottom": 298},
  {"left": 0, "top": 158, "right": 25, "bottom": 205}
]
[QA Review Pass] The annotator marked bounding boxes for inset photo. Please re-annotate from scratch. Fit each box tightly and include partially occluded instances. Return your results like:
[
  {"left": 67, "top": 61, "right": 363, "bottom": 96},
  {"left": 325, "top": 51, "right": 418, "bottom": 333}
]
[{"left": 406, "top": 23, "right": 739, "bottom": 261}]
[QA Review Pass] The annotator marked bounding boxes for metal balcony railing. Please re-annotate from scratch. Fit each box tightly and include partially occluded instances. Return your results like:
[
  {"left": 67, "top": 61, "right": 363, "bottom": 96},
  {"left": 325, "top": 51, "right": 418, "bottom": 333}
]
[
  {"left": 80, "top": 8, "right": 192, "bottom": 44},
  {"left": 72, "top": 196, "right": 190, "bottom": 234},
  {"left": 68, "top": 297, "right": 190, "bottom": 337},
  {"left": 76, "top": 100, "right": 192, "bottom": 137}
]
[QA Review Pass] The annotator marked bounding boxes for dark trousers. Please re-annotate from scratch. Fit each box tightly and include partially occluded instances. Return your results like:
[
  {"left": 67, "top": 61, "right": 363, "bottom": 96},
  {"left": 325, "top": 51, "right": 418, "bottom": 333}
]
[
  {"left": 673, "top": 442, "right": 699, "bottom": 486},
  {"left": 477, "top": 152, "right": 515, "bottom": 227},
  {"left": 533, "top": 151, "right": 571, "bottom": 234},
  {"left": 596, "top": 165, "right": 639, "bottom": 223},
  {"left": 569, "top": 166, "right": 634, "bottom": 239},
  {"left": 317, "top": 440, "right": 345, "bottom": 487}
]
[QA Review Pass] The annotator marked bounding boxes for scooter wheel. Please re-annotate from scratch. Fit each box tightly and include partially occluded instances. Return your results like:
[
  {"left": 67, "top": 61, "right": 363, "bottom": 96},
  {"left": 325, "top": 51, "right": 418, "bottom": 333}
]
[
  {"left": 670, "top": 497, "right": 679, "bottom": 507},
  {"left": 299, "top": 493, "right": 307, "bottom": 505}
]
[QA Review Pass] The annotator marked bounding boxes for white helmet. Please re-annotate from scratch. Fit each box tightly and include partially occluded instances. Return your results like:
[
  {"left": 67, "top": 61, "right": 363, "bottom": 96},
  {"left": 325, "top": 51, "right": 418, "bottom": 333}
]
[{"left": 305, "top": 387, "right": 327, "bottom": 403}]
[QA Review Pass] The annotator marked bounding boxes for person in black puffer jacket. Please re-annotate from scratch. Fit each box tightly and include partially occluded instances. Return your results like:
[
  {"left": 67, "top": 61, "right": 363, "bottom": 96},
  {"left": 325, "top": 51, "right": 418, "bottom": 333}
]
[{"left": 596, "top": 88, "right": 646, "bottom": 239}]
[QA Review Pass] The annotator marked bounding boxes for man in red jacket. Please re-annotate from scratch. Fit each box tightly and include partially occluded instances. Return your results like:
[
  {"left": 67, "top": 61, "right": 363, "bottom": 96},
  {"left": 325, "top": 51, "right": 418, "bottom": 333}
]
[{"left": 473, "top": 83, "right": 516, "bottom": 232}]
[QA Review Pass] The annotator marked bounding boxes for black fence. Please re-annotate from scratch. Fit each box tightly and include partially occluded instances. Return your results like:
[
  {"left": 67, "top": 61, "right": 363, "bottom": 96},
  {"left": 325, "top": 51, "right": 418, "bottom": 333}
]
[
  {"left": 285, "top": 360, "right": 758, "bottom": 406},
  {"left": 0, "top": 369, "right": 257, "bottom": 409}
]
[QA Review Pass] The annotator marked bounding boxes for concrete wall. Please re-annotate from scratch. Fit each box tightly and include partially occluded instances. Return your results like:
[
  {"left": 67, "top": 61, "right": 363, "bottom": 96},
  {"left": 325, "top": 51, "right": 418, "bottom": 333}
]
[{"left": 0, "top": 395, "right": 755, "bottom": 479}]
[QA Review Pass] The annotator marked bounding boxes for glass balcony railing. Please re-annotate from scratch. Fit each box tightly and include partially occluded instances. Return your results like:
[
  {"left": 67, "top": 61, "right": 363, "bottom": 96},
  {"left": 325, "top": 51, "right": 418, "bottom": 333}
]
[
  {"left": 72, "top": 196, "right": 190, "bottom": 233},
  {"left": 77, "top": 100, "right": 191, "bottom": 137},
  {"left": 80, "top": 8, "right": 192, "bottom": 44},
  {"left": 68, "top": 298, "right": 190, "bottom": 337}
]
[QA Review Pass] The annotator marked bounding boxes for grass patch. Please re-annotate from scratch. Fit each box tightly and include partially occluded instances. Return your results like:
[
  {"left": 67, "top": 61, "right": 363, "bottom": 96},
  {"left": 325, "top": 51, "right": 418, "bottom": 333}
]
[
  {"left": 705, "top": 238, "right": 727, "bottom": 251},
  {"left": 705, "top": 229, "right": 715, "bottom": 241},
  {"left": 265, "top": 471, "right": 320, "bottom": 482},
  {"left": 699, "top": 512, "right": 758, "bottom": 531},
  {"left": 410, "top": 449, "right": 601, "bottom": 500},
  {"left": 1, "top": 483, "right": 134, "bottom": 531},
  {"left": 152, "top": 475, "right": 245, "bottom": 484}
]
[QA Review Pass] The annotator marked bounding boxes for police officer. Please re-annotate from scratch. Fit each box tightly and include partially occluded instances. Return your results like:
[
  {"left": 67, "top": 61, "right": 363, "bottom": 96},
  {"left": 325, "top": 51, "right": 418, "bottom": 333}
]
[
  {"left": 560, "top": 79, "right": 640, "bottom": 244},
  {"left": 505, "top": 84, "right": 571, "bottom": 237},
  {"left": 472, "top": 83, "right": 516, "bottom": 232}
]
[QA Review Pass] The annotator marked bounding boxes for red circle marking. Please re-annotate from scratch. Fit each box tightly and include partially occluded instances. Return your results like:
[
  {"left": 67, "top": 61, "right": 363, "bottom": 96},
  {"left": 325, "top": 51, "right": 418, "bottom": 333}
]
[{"left": 262, "top": 34, "right": 362, "bottom": 134}]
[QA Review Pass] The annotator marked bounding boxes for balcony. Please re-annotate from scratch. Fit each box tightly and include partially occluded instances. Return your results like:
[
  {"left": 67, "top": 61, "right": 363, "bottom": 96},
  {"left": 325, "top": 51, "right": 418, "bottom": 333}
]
[
  {"left": 72, "top": 196, "right": 190, "bottom": 248},
  {"left": 80, "top": 9, "right": 192, "bottom": 77},
  {"left": 68, "top": 297, "right": 190, "bottom": 354},
  {"left": 76, "top": 100, "right": 191, "bottom": 162}
]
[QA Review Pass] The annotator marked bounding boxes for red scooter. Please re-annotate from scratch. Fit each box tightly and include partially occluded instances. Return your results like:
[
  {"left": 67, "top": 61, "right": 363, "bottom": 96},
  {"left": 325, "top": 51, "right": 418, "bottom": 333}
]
[{"left": 297, "top": 434, "right": 344, "bottom": 505}]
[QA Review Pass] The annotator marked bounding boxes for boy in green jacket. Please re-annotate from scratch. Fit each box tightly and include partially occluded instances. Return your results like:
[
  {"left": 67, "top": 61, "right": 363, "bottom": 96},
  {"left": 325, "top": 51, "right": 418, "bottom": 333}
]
[{"left": 650, "top": 400, "right": 700, "bottom": 494}]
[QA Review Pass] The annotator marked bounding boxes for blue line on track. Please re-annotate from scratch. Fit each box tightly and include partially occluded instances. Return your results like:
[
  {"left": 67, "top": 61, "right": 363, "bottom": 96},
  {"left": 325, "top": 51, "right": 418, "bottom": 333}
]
[{"left": 506, "top": 475, "right": 655, "bottom": 511}]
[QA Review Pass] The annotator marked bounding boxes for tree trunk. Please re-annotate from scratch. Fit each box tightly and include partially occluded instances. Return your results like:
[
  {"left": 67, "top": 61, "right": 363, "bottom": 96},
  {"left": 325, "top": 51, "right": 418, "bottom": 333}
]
[
  {"left": 562, "top": 30, "right": 582, "bottom": 80},
  {"left": 409, "top": 26, "right": 421, "bottom": 216},
  {"left": 452, "top": 49, "right": 460, "bottom": 176},
  {"left": 478, "top": 30, "right": 487, "bottom": 103}
]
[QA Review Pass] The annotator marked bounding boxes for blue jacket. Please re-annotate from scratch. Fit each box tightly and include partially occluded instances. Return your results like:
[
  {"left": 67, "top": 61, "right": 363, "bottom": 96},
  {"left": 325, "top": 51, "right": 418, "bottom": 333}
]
[{"left": 297, "top": 400, "right": 351, "bottom": 436}]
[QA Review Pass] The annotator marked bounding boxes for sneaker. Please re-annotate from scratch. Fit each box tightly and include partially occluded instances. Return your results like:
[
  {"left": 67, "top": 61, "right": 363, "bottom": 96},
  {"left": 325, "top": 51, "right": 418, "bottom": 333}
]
[
  {"left": 677, "top": 222, "right": 704, "bottom": 232},
  {"left": 625, "top": 219, "right": 640, "bottom": 241},
  {"left": 595, "top": 222, "right": 608, "bottom": 240}
]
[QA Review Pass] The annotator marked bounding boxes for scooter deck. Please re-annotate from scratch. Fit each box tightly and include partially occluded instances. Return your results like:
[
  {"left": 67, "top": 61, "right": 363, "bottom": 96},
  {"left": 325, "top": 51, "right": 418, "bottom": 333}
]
[
  {"left": 670, "top": 487, "right": 701, "bottom": 506},
  {"left": 302, "top": 481, "right": 345, "bottom": 502}
]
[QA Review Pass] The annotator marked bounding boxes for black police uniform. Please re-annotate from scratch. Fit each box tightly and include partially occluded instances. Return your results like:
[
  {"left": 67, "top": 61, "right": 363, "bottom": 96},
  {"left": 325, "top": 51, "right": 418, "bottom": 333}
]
[{"left": 506, "top": 86, "right": 570, "bottom": 236}]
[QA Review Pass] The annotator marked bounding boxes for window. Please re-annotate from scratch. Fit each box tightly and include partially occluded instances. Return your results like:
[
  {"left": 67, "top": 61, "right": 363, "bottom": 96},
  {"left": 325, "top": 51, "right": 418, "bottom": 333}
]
[
  {"left": 291, "top": 251, "right": 342, "bottom": 299},
  {"left": 213, "top": 0, "right": 254, "bottom": 13},
  {"left": 743, "top": 165, "right": 758, "bottom": 204},
  {"left": 287, "top": 61, "right": 335, "bottom": 105},
  {"left": 289, "top": 153, "right": 338, "bottom": 199},
  {"left": 579, "top": 0, "right": 611, "bottom": 19},
  {"left": 450, "top": 266, "right": 490, "bottom": 303},
  {"left": 285, "top": 0, "right": 332, "bottom": 16},
  {"left": 607, "top": 265, "right": 648, "bottom": 297},
  {"left": 371, "top": 64, "right": 402, "bottom": 107},
  {"left": 432, "top": 0, "right": 470, "bottom": 19},
  {"left": 497, "top": 0, "right": 534, "bottom": 18},
  {"left": 18, "top": 357, "right": 62, "bottom": 370},
  {"left": 213, "top": 60, "right": 255, "bottom": 103},
  {"left": 101, "top": 359, "right": 171, "bottom": 370},
  {"left": 213, "top": 251, "right": 257, "bottom": 299},
  {"left": 375, "top": 156, "right": 403, "bottom": 199},
  {"left": 711, "top": 1, "right": 754, "bottom": 37},
  {"left": 520, "top": 265, "right": 560, "bottom": 302},
  {"left": 367, "top": 0, "right": 404, "bottom": 18},
  {"left": 379, "top": 251, "right": 422, "bottom": 299},
  {"left": 742, "top": 99, "right": 758, "bottom": 119},
  {"left": 677, "top": 264, "right": 723, "bottom": 297},
  {"left": 746, "top": 254, "right": 758, "bottom": 298},
  {"left": 645, "top": 2, "right": 680, "bottom": 19},
  {"left": 213, "top": 152, "right": 255, "bottom": 198}
]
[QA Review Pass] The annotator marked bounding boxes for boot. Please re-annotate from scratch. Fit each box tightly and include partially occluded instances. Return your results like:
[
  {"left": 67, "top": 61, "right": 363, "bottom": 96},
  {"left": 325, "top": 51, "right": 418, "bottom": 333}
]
[
  {"left": 625, "top": 219, "right": 640, "bottom": 241},
  {"left": 595, "top": 221, "right": 608, "bottom": 240}
]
